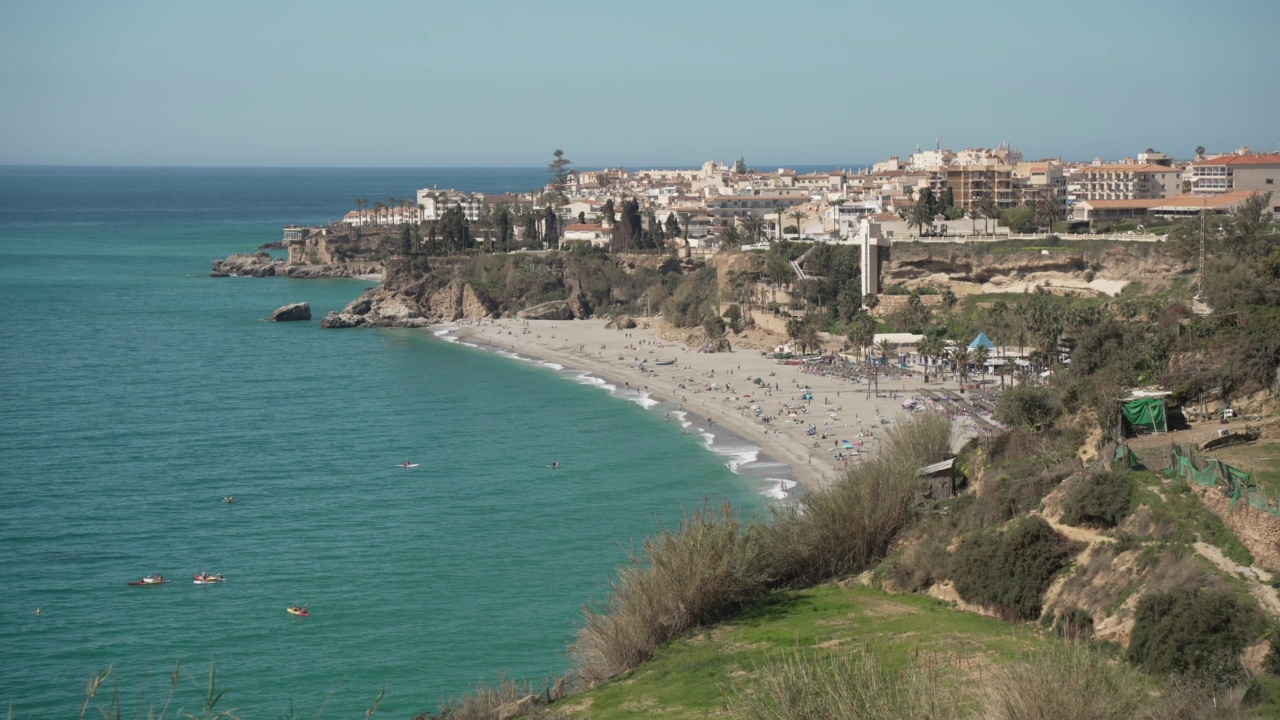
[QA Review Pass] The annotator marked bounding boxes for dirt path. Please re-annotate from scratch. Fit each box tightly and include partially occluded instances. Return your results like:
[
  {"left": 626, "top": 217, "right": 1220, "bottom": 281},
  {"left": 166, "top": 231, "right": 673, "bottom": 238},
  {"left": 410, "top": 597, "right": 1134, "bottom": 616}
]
[{"left": 1193, "top": 541, "right": 1280, "bottom": 620}]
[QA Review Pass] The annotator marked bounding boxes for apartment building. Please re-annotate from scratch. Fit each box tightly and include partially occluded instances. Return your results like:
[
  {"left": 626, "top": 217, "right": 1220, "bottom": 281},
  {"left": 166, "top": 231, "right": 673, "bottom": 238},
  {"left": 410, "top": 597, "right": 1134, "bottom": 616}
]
[
  {"left": 1013, "top": 161, "right": 1067, "bottom": 205},
  {"left": 416, "top": 189, "right": 485, "bottom": 222},
  {"left": 705, "top": 194, "right": 809, "bottom": 231},
  {"left": 1075, "top": 163, "right": 1181, "bottom": 201},
  {"left": 928, "top": 165, "right": 1015, "bottom": 211},
  {"left": 1189, "top": 154, "right": 1280, "bottom": 197}
]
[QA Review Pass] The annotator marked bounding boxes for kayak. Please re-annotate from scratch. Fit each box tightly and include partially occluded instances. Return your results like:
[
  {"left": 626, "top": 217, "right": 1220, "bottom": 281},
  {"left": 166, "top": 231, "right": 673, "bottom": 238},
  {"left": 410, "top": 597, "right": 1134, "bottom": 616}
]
[
  {"left": 397, "top": 463, "right": 419, "bottom": 469},
  {"left": 286, "top": 607, "right": 309, "bottom": 617},
  {"left": 128, "top": 577, "right": 169, "bottom": 586},
  {"left": 193, "top": 575, "right": 225, "bottom": 584}
]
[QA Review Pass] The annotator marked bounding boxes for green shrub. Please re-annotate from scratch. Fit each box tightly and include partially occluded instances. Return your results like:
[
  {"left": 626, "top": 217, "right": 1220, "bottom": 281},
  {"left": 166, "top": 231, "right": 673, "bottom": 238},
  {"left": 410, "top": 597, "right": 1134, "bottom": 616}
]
[
  {"left": 1061, "top": 471, "right": 1135, "bottom": 529},
  {"left": 996, "top": 384, "right": 1062, "bottom": 430},
  {"left": 950, "top": 516, "right": 1074, "bottom": 621},
  {"left": 1127, "top": 587, "right": 1260, "bottom": 680},
  {"left": 1052, "top": 607, "right": 1095, "bottom": 640}
]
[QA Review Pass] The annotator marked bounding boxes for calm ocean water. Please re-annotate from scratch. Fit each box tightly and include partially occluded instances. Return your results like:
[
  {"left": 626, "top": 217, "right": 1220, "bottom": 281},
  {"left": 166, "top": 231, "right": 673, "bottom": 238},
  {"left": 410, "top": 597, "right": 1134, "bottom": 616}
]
[{"left": 0, "top": 168, "right": 778, "bottom": 718}]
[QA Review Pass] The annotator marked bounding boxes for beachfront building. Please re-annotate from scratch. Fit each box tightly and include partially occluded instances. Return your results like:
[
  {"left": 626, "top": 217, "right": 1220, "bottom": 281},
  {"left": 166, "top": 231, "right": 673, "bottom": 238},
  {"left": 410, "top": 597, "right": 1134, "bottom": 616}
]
[
  {"left": 1075, "top": 163, "right": 1181, "bottom": 201},
  {"left": 1188, "top": 154, "right": 1280, "bottom": 209},
  {"left": 416, "top": 189, "right": 484, "bottom": 222},
  {"left": 561, "top": 223, "right": 613, "bottom": 247},
  {"left": 706, "top": 194, "right": 809, "bottom": 235},
  {"left": 1070, "top": 190, "right": 1259, "bottom": 224}
]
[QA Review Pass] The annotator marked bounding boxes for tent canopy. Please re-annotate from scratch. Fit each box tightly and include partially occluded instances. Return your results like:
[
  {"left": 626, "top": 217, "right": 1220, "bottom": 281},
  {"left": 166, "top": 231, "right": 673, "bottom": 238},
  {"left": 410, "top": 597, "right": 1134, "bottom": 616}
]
[
  {"left": 1120, "top": 397, "right": 1167, "bottom": 435},
  {"left": 969, "top": 332, "right": 996, "bottom": 350}
]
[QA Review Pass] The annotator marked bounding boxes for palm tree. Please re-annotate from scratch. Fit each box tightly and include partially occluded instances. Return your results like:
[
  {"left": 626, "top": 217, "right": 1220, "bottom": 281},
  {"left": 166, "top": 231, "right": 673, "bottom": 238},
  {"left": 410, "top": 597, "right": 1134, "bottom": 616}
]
[
  {"left": 971, "top": 345, "right": 990, "bottom": 386},
  {"left": 718, "top": 224, "right": 743, "bottom": 248},
  {"left": 846, "top": 314, "right": 875, "bottom": 362},
  {"left": 951, "top": 344, "right": 971, "bottom": 384},
  {"left": 788, "top": 209, "right": 809, "bottom": 240},
  {"left": 373, "top": 201, "right": 385, "bottom": 227},
  {"left": 877, "top": 338, "right": 896, "bottom": 368},
  {"left": 977, "top": 195, "right": 1000, "bottom": 235},
  {"left": 909, "top": 201, "right": 933, "bottom": 237},
  {"left": 740, "top": 215, "right": 766, "bottom": 244}
]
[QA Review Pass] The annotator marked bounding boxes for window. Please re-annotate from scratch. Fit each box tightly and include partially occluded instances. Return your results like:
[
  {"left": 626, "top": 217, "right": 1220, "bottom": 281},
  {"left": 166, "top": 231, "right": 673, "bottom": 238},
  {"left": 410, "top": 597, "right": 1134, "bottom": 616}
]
[{"left": 1267, "top": 179, "right": 1275, "bottom": 184}]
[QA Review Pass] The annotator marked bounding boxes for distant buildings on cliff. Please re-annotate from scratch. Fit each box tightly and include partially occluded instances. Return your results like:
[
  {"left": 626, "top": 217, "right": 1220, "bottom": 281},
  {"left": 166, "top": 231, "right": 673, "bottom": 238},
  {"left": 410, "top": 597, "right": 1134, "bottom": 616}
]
[{"left": 337, "top": 145, "right": 1280, "bottom": 250}]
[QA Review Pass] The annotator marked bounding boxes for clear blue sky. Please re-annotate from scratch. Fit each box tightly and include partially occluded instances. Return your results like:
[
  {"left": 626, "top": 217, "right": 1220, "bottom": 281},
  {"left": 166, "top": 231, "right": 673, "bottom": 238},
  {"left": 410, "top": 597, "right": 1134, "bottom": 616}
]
[{"left": 1, "top": 0, "right": 1276, "bottom": 167}]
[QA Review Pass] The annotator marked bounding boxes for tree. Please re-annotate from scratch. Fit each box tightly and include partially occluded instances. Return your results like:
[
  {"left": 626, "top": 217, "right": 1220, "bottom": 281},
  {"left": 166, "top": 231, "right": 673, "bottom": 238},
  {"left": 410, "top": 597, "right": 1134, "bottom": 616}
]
[
  {"left": 977, "top": 195, "right": 1000, "bottom": 234},
  {"left": 1035, "top": 191, "right": 1062, "bottom": 233},
  {"left": 971, "top": 345, "right": 990, "bottom": 385},
  {"left": 494, "top": 205, "right": 514, "bottom": 252},
  {"left": 1002, "top": 205, "right": 1038, "bottom": 233},
  {"left": 787, "top": 209, "right": 809, "bottom": 239},
  {"left": 548, "top": 149, "right": 573, "bottom": 203},
  {"left": 862, "top": 293, "right": 879, "bottom": 311},
  {"left": 664, "top": 213, "right": 680, "bottom": 241},
  {"left": 542, "top": 206, "right": 560, "bottom": 249},
  {"left": 704, "top": 312, "right": 727, "bottom": 341},
  {"left": 997, "top": 384, "right": 1061, "bottom": 430},
  {"left": 847, "top": 314, "right": 876, "bottom": 359},
  {"left": 951, "top": 344, "right": 971, "bottom": 383},
  {"left": 877, "top": 338, "right": 896, "bottom": 366},
  {"left": 773, "top": 205, "right": 786, "bottom": 240},
  {"left": 600, "top": 198, "right": 616, "bottom": 225},
  {"left": 740, "top": 215, "right": 766, "bottom": 244},
  {"left": 521, "top": 212, "right": 541, "bottom": 248},
  {"left": 908, "top": 200, "right": 933, "bottom": 237},
  {"left": 718, "top": 224, "right": 743, "bottom": 248},
  {"left": 1194, "top": 145, "right": 1206, "bottom": 158}
]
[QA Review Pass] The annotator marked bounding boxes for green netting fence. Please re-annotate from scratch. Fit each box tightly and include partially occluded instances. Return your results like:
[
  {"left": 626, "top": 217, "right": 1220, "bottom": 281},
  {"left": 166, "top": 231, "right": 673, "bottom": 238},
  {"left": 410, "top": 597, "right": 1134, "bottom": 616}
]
[
  {"left": 1114, "top": 443, "right": 1144, "bottom": 470},
  {"left": 1163, "top": 443, "right": 1280, "bottom": 515}
]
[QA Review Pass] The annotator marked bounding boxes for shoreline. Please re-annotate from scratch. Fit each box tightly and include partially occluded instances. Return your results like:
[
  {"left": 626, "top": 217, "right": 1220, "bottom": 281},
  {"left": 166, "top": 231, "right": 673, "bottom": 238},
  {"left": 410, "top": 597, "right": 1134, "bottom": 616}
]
[{"left": 433, "top": 317, "right": 969, "bottom": 494}]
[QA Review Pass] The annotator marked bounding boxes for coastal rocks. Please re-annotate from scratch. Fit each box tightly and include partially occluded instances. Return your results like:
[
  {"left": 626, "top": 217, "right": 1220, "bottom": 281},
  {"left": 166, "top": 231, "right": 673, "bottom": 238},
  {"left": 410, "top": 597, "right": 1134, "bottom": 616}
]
[
  {"left": 423, "top": 280, "right": 496, "bottom": 322},
  {"left": 518, "top": 300, "right": 575, "bottom": 321},
  {"left": 282, "top": 263, "right": 382, "bottom": 279},
  {"left": 210, "top": 252, "right": 283, "bottom": 277},
  {"left": 319, "top": 311, "right": 371, "bottom": 328},
  {"left": 269, "top": 302, "right": 312, "bottom": 322},
  {"left": 607, "top": 315, "right": 637, "bottom": 330}
]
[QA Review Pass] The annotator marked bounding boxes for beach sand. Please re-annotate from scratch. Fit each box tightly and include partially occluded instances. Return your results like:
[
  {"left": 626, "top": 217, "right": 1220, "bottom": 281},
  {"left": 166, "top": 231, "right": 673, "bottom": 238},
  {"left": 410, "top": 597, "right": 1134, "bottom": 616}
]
[{"left": 442, "top": 317, "right": 982, "bottom": 493}]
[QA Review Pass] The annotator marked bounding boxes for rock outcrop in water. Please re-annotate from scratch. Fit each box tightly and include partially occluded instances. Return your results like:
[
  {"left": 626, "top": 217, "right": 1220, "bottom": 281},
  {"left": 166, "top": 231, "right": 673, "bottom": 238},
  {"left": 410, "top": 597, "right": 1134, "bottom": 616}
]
[
  {"left": 269, "top": 302, "right": 312, "bottom": 321},
  {"left": 210, "top": 252, "right": 283, "bottom": 277}
]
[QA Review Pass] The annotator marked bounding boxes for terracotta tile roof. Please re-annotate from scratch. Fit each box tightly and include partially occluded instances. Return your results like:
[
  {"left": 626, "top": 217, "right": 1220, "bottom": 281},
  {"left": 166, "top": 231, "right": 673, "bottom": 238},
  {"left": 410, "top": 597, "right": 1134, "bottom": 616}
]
[
  {"left": 1191, "top": 153, "right": 1280, "bottom": 167},
  {"left": 1080, "top": 163, "right": 1177, "bottom": 174},
  {"left": 1078, "top": 191, "right": 1258, "bottom": 210}
]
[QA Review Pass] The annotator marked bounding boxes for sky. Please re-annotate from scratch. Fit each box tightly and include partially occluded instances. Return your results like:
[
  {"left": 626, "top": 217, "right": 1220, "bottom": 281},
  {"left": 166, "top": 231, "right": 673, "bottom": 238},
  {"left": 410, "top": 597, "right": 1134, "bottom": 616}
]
[{"left": 1, "top": 0, "right": 1277, "bottom": 167}]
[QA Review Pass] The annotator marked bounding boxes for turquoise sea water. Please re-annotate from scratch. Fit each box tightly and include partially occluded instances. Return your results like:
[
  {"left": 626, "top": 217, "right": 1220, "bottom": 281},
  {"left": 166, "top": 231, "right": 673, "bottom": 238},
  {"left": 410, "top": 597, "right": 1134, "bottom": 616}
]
[{"left": 0, "top": 168, "right": 774, "bottom": 718}]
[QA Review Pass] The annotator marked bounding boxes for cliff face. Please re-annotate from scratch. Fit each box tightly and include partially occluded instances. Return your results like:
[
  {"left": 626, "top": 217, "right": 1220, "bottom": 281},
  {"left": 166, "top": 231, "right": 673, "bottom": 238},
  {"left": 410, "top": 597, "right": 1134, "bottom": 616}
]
[{"left": 880, "top": 242, "right": 1194, "bottom": 295}]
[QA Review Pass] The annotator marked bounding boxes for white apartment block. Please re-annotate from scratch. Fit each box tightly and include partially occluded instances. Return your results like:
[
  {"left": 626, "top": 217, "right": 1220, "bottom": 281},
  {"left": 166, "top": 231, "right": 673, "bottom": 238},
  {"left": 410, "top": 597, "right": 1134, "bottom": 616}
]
[{"left": 1075, "top": 163, "right": 1181, "bottom": 201}]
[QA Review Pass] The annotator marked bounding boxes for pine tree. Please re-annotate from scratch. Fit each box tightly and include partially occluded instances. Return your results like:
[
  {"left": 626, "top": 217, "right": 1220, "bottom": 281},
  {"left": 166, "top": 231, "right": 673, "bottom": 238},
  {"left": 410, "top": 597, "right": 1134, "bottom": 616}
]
[{"left": 548, "top": 149, "right": 573, "bottom": 203}]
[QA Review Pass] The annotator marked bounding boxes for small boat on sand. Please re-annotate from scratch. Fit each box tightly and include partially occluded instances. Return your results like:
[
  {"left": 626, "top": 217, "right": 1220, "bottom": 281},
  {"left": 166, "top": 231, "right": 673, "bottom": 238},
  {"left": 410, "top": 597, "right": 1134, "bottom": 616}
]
[
  {"left": 287, "top": 605, "right": 309, "bottom": 617},
  {"left": 654, "top": 359, "right": 676, "bottom": 366},
  {"left": 128, "top": 575, "right": 169, "bottom": 586}
]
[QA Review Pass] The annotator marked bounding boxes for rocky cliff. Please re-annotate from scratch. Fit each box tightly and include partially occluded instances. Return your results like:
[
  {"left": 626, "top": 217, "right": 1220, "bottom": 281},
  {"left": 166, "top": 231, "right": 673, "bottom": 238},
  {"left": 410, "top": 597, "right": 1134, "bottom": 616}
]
[
  {"left": 880, "top": 242, "right": 1195, "bottom": 295},
  {"left": 213, "top": 227, "right": 390, "bottom": 279}
]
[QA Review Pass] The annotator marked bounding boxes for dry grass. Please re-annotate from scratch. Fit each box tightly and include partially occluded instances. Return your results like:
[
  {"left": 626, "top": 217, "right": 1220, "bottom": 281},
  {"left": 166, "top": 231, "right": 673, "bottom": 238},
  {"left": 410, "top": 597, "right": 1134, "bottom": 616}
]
[
  {"left": 730, "top": 646, "right": 965, "bottom": 720},
  {"left": 982, "top": 644, "right": 1150, "bottom": 720},
  {"left": 765, "top": 413, "right": 953, "bottom": 587},
  {"left": 571, "top": 500, "right": 768, "bottom": 684}
]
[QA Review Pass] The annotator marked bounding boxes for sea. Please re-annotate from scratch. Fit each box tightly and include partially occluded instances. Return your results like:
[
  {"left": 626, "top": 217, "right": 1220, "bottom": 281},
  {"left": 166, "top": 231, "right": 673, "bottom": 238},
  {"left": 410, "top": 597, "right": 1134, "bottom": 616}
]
[{"left": 0, "top": 167, "right": 795, "bottom": 718}]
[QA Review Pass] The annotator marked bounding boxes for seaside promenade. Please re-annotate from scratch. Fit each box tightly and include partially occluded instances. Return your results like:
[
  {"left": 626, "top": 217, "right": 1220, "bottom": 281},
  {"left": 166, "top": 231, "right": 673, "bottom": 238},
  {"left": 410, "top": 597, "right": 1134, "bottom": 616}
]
[{"left": 447, "top": 317, "right": 980, "bottom": 491}]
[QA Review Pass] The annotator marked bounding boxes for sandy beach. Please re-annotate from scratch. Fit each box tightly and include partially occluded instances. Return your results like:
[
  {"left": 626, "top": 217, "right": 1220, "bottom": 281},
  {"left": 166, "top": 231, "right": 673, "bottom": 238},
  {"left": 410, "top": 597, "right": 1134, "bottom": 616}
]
[{"left": 441, "top": 317, "right": 986, "bottom": 493}]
